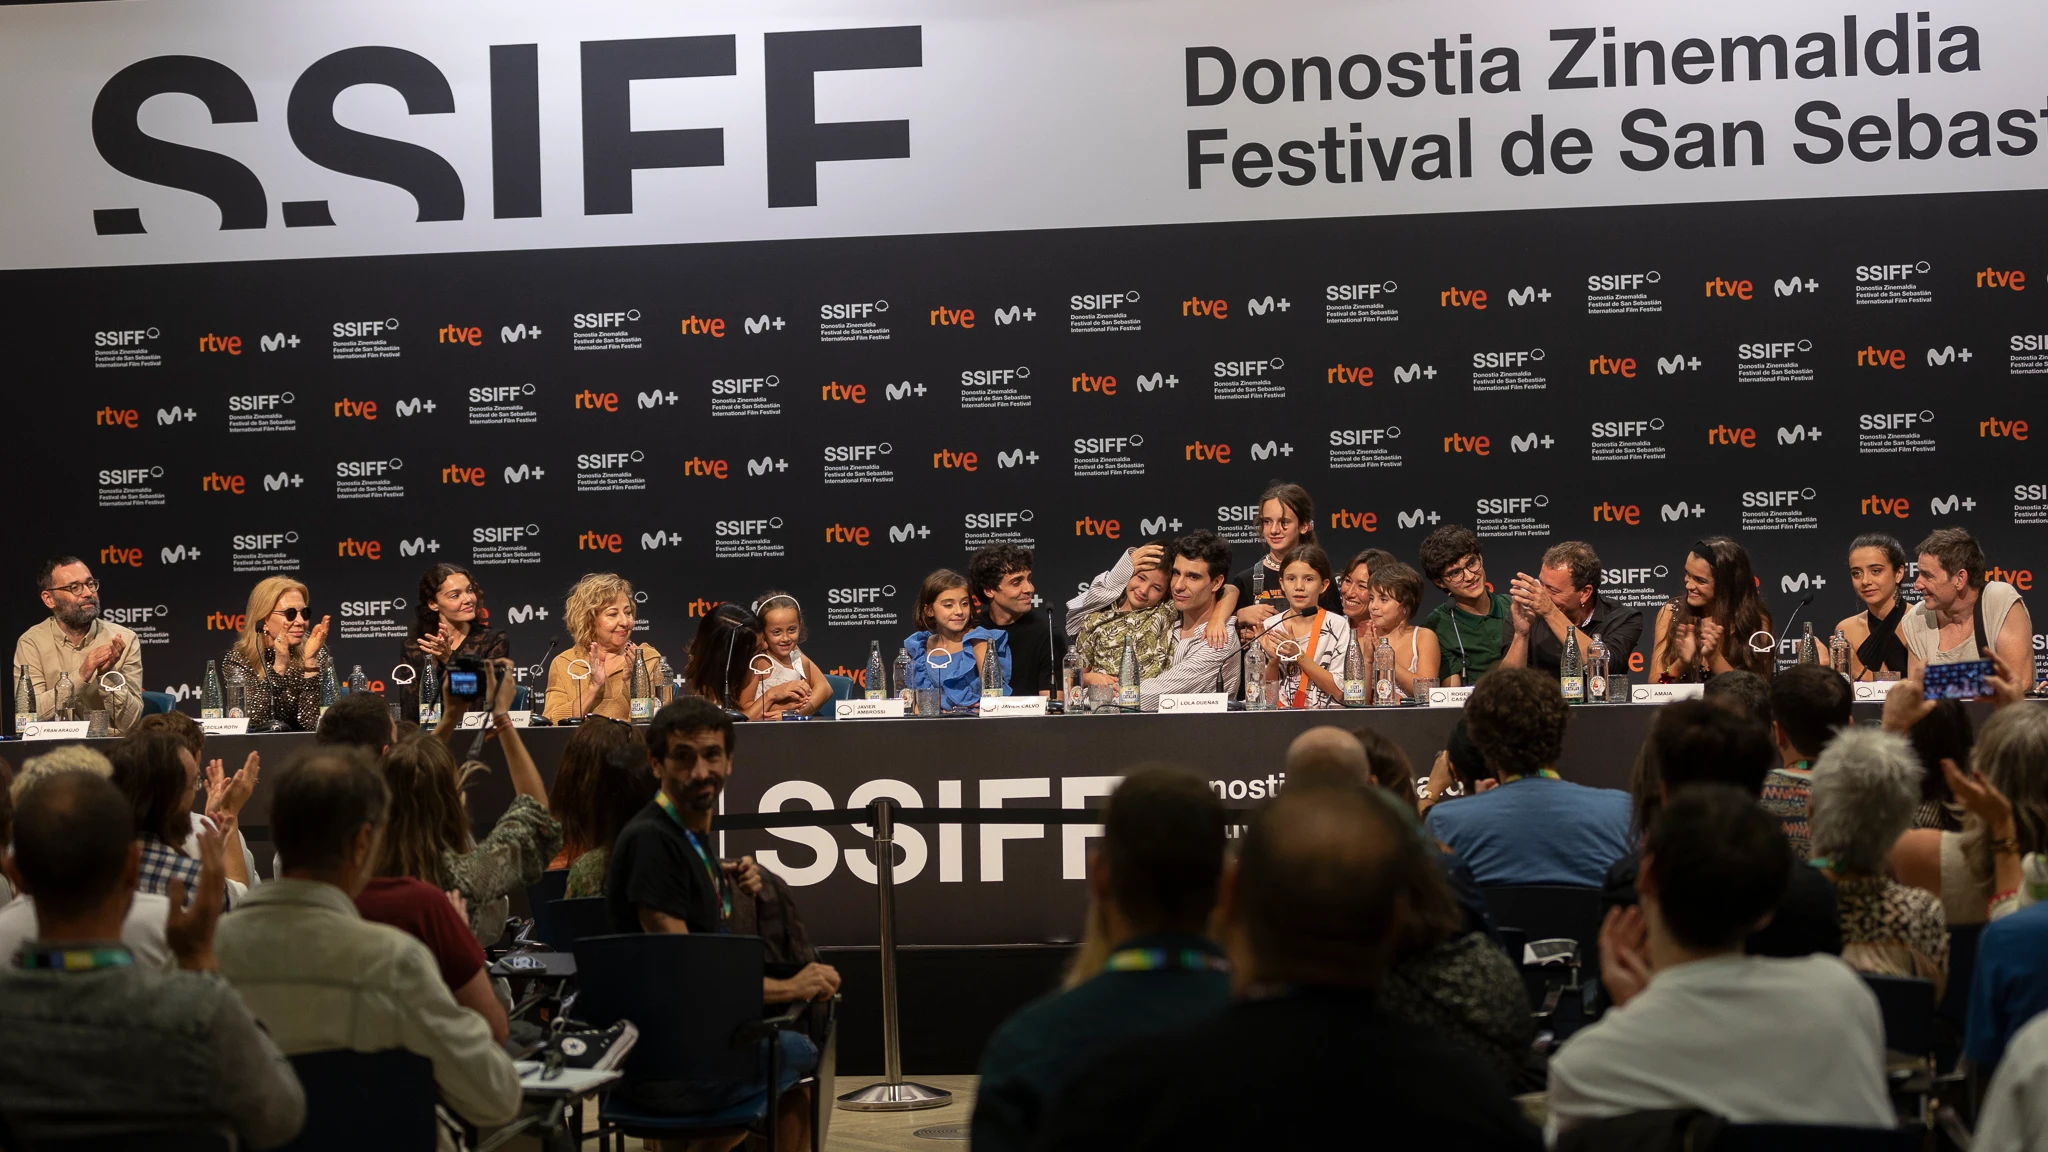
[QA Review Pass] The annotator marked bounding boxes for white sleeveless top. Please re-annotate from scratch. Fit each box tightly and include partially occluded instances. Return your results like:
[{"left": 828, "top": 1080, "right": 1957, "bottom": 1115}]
[
  {"left": 762, "top": 649, "right": 808, "bottom": 690},
  {"left": 1900, "top": 581, "right": 2021, "bottom": 665}
]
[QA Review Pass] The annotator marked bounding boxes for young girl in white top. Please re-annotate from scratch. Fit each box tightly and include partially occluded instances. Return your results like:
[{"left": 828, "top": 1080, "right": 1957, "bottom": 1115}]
[
  {"left": 748, "top": 590, "right": 834, "bottom": 718},
  {"left": 1257, "top": 544, "right": 1353, "bottom": 709},
  {"left": 1363, "top": 562, "right": 1441, "bottom": 701}
]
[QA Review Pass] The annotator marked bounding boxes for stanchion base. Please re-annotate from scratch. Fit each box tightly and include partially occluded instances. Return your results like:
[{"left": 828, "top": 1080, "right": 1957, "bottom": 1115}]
[{"left": 835, "top": 1081, "right": 954, "bottom": 1112}]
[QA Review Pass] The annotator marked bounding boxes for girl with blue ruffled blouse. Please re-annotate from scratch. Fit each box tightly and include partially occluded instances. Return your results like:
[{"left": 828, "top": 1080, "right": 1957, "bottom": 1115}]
[{"left": 903, "top": 569, "right": 1012, "bottom": 711}]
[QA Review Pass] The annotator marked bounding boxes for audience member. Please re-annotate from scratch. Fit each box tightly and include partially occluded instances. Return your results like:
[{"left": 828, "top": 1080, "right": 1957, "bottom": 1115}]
[
  {"left": 217, "top": 746, "right": 520, "bottom": 1150},
  {"left": 0, "top": 762, "right": 172, "bottom": 969},
  {"left": 564, "top": 741, "right": 656, "bottom": 899},
  {"left": 1548, "top": 788, "right": 1889, "bottom": 1138},
  {"left": 134, "top": 710, "right": 263, "bottom": 888},
  {"left": 1352, "top": 724, "right": 1495, "bottom": 941},
  {"left": 1424, "top": 668, "right": 1631, "bottom": 887},
  {"left": 974, "top": 766, "right": 1231, "bottom": 1152},
  {"left": 1974, "top": 1011, "right": 2048, "bottom": 1150},
  {"left": 1281, "top": 724, "right": 1368, "bottom": 790},
  {"left": 1905, "top": 698, "right": 1973, "bottom": 830},
  {"left": 1808, "top": 726, "right": 1949, "bottom": 995},
  {"left": 0, "top": 771, "right": 304, "bottom": 1146},
  {"left": 1033, "top": 781, "right": 1540, "bottom": 1149},
  {"left": 354, "top": 874, "right": 508, "bottom": 1043},
  {"left": 1353, "top": 725, "right": 1420, "bottom": 808},
  {"left": 1967, "top": 897, "right": 2048, "bottom": 1073},
  {"left": 605, "top": 697, "right": 835, "bottom": 1150},
  {"left": 8, "top": 743, "right": 112, "bottom": 801},
  {"left": 314, "top": 689, "right": 398, "bottom": 753},
  {"left": 380, "top": 658, "right": 560, "bottom": 946},
  {"left": 1758, "top": 664, "right": 1854, "bottom": 859},
  {"left": 109, "top": 729, "right": 250, "bottom": 902},
  {"left": 1892, "top": 700, "right": 2039, "bottom": 929},
  {"left": 1605, "top": 701, "right": 1841, "bottom": 958},
  {"left": 545, "top": 716, "right": 646, "bottom": 870},
  {"left": 1702, "top": 669, "right": 1774, "bottom": 727}
]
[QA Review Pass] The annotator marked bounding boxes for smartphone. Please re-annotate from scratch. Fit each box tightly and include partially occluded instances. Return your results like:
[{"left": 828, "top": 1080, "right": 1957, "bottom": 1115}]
[
  {"left": 1923, "top": 659, "right": 1994, "bottom": 701},
  {"left": 447, "top": 668, "right": 482, "bottom": 698}
]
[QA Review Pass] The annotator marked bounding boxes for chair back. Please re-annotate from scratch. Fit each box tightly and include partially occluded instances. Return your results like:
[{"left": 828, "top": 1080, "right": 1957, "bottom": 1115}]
[
  {"left": 273, "top": 1049, "right": 438, "bottom": 1152},
  {"left": 822, "top": 674, "right": 857, "bottom": 718},
  {"left": 547, "top": 897, "right": 614, "bottom": 946},
  {"left": 1482, "top": 885, "right": 1605, "bottom": 964},
  {"left": 572, "top": 933, "right": 766, "bottom": 1083},
  {"left": 527, "top": 869, "right": 571, "bottom": 947},
  {"left": 1860, "top": 973, "right": 1937, "bottom": 1058}
]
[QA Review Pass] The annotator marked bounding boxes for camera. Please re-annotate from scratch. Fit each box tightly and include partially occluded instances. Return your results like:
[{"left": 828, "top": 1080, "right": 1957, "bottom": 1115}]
[{"left": 447, "top": 652, "right": 487, "bottom": 700}]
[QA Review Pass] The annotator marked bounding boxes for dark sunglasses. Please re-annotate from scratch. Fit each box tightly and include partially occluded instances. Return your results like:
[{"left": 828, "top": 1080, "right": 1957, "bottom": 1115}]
[{"left": 273, "top": 607, "right": 311, "bottom": 622}]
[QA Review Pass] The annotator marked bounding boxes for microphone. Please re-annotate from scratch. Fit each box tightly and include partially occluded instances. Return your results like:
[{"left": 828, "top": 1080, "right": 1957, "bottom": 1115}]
[
  {"left": 1771, "top": 593, "right": 1817, "bottom": 661},
  {"left": 526, "top": 636, "right": 563, "bottom": 725}
]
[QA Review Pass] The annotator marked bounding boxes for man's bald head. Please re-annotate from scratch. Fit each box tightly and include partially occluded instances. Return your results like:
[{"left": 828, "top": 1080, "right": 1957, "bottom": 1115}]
[
  {"left": 1283, "top": 726, "right": 1370, "bottom": 791},
  {"left": 1234, "top": 781, "right": 1421, "bottom": 988}
]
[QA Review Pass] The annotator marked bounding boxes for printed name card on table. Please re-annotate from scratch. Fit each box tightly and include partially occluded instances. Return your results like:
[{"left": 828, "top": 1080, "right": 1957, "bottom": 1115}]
[
  {"left": 1631, "top": 683, "right": 1706, "bottom": 704},
  {"left": 1427, "top": 686, "right": 1476, "bottom": 708},
  {"left": 980, "top": 695, "right": 1049, "bottom": 717},
  {"left": 836, "top": 699, "right": 906, "bottom": 719},
  {"left": 200, "top": 717, "right": 251, "bottom": 736},
  {"left": 20, "top": 720, "right": 91, "bottom": 740},
  {"left": 1157, "top": 693, "right": 1229, "bottom": 713},
  {"left": 457, "top": 710, "right": 534, "bottom": 728},
  {"left": 1852, "top": 680, "right": 1900, "bottom": 702}
]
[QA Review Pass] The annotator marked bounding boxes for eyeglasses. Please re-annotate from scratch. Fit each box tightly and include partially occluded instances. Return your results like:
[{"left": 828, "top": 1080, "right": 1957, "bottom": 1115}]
[
  {"left": 45, "top": 578, "right": 100, "bottom": 596},
  {"left": 1441, "top": 559, "right": 1483, "bottom": 583}
]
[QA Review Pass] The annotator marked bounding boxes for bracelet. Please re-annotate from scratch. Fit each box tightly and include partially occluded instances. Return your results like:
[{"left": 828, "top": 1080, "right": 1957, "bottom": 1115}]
[
  {"left": 1993, "top": 836, "right": 2021, "bottom": 856},
  {"left": 1991, "top": 888, "right": 2020, "bottom": 912}
]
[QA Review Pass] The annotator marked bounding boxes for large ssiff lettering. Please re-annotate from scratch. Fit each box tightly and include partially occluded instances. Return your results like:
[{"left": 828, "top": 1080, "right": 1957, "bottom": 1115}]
[
  {"left": 1182, "top": 13, "right": 2022, "bottom": 189},
  {"left": 88, "top": 26, "right": 921, "bottom": 234}
]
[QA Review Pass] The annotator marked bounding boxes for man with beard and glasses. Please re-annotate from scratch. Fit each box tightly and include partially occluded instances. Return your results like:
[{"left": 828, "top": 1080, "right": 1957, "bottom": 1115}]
[
  {"left": 14, "top": 556, "right": 145, "bottom": 731},
  {"left": 604, "top": 697, "right": 838, "bottom": 1149}
]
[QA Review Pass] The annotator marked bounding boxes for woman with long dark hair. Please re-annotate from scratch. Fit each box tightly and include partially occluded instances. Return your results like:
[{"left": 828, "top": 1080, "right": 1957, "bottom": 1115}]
[
  {"left": 683, "top": 603, "right": 771, "bottom": 716},
  {"left": 399, "top": 563, "right": 509, "bottom": 720},
  {"left": 1833, "top": 534, "right": 1910, "bottom": 681},
  {"left": 1652, "top": 536, "right": 1774, "bottom": 681}
]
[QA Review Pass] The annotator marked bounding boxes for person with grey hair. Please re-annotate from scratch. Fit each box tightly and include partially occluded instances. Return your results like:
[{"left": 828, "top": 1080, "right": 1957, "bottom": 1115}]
[
  {"left": 1809, "top": 726, "right": 1949, "bottom": 996},
  {"left": 8, "top": 743, "right": 113, "bottom": 802}
]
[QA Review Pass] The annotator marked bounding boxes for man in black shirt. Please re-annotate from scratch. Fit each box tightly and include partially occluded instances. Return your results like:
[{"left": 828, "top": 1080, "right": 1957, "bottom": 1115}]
[
  {"left": 1034, "top": 780, "right": 1540, "bottom": 1150},
  {"left": 1507, "top": 540, "right": 1645, "bottom": 677},
  {"left": 970, "top": 544, "right": 1067, "bottom": 696}
]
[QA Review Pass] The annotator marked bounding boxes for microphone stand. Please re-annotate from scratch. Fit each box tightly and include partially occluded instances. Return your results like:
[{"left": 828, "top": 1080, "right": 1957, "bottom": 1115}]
[
  {"left": 1774, "top": 593, "right": 1816, "bottom": 667},
  {"left": 527, "top": 636, "right": 562, "bottom": 725}
]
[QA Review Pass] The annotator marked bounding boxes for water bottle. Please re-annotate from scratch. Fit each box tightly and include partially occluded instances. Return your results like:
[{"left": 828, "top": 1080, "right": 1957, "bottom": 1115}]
[
  {"left": 318, "top": 662, "right": 340, "bottom": 719},
  {"left": 1560, "top": 630, "right": 1584, "bottom": 703},
  {"left": 201, "top": 659, "right": 225, "bottom": 719},
  {"left": 1341, "top": 633, "right": 1368, "bottom": 706},
  {"left": 1061, "top": 647, "right": 1083, "bottom": 711},
  {"left": 895, "top": 648, "right": 914, "bottom": 708},
  {"left": 1244, "top": 639, "right": 1267, "bottom": 710},
  {"left": 1587, "top": 636, "right": 1610, "bottom": 704},
  {"left": 347, "top": 664, "right": 369, "bottom": 696},
  {"left": 981, "top": 637, "right": 1006, "bottom": 701},
  {"left": 1373, "top": 637, "right": 1396, "bottom": 706},
  {"left": 1830, "top": 628, "right": 1852, "bottom": 675},
  {"left": 1796, "top": 622, "right": 1820, "bottom": 665},
  {"left": 53, "top": 672, "right": 76, "bottom": 722},
  {"left": 418, "top": 656, "right": 441, "bottom": 724},
  {"left": 657, "top": 658, "right": 677, "bottom": 705},
  {"left": 1118, "top": 637, "right": 1140, "bottom": 712},
  {"left": 14, "top": 664, "right": 36, "bottom": 731},
  {"left": 865, "top": 641, "right": 885, "bottom": 700},
  {"left": 628, "top": 650, "right": 656, "bottom": 719}
]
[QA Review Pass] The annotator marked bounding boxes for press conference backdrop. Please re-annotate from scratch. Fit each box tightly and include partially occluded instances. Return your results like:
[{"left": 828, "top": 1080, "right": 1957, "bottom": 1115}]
[{"left": 4, "top": 0, "right": 2048, "bottom": 705}]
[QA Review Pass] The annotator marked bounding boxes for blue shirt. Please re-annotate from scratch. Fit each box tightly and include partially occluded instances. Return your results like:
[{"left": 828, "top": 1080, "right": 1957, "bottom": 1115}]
[
  {"left": 1966, "top": 901, "right": 2048, "bottom": 1069},
  {"left": 1424, "top": 776, "right": 1633, "bottom": 888},
  {"left": 904, "top": 628, "right": 1011, "bottom": 711},
  {"left": 972, "top": 933, "right": 1231, "bottom": 1152}
]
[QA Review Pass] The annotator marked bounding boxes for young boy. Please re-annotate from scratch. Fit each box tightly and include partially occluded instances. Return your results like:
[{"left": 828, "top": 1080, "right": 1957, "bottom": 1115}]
[{"left": 1416, "top": 525, "right": 1522, "bottom": 686}]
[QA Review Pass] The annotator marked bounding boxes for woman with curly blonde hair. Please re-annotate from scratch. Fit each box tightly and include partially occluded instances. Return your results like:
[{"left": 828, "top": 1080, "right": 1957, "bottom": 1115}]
[{"left": 542, "top": 572, "right": 666, "bottom": 722}]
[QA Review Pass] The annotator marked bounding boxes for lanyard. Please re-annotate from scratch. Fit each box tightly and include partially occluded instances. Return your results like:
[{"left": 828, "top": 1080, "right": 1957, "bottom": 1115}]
[
  {"left": 654, "top": 790, "right": 733, "bottom": 923},
  {"left": 17, "top": 945, "right": 133, "bottom": 972},
  {"left": 1495, "top": 769, "right": 1562, "bottom": 784},
  {"left": 1102, "top": 947, "right": 1231, "bottom": 975}
]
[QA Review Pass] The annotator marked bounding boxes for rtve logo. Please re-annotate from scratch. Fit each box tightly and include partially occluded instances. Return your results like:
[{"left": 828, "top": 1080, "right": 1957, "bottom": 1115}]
[
  {"left": 1181, "top": 297, "right": 1228, "bottom": 319},
  {"left": 575, "top": 389, "right": 620, "bottom": 411},
  {"left": 1977, "top": 267, "right": 2026, "bottom": 291},
  {"left": 1393, "top": 363, "right": 1438, "bottom": 383},
  {"left": 1587, "top": 353, "right": 1636, "bottom": 377},
  {"left": 442, "top": 465, "right": 486, "bottom": 487},
  {"left": 1984, "top": 566, "right": 2034, "bottom": 591},
  {"left": 205, "top": 612, "right": 248, "bottom": 632},
  {"left": 1707, "top": 425, "right": 1757, "bottom": 447},
  {"left": 681, "top": 457, "right": 730, "bottom": 478},
  {"left": 931, "top": 449, "right": 979, "bottom": 471},
  {"left": 824, "top": 524, "right": 870, "bottom": 546},
  {"left": 820, "top": 380, "right": 867, "bottom": 403},
  {"left": 200, "top": 472, "right": 244, "bottom": 494},
  {"left": 335, "top": 538, "right": 382, "bottom": 559},
  {"left": 1074, "top": 516, "right": 1121, "bottom": 539},
  {"left": 929, "top": 306, "right": 974, "bottom": 328},
  {"left": 99, "top": 545, "right": 145, "bottom": 568},
  {"left": 1981, "top": 417, "right": 2029, "bottom": 440},
  {"left": 437, "top": 324, "right": 483, "bottom": 346},
  {"left": 1861, "top": 495, "right": 1912, "bottom": 518},
  {"left": 333, "top": 397, "right": 378, "bottom": 419},
  {"left": 258, "top": 332, "right": 300, "bottom": 351},
  {"left": 679, "top": 315, "right": 726, "bottom": 336},
  {"left": 197, "top": 333, "right": 241, "bottom": 354},
  {"left": 1703, "top": 277, "right": 1753, "bottom": 299},
  {"left": 97, "top": 407, "right": 140, "bottom": 429},
  {"left": 1439, "top": 286, "right": 1487, "bottom": 309},
  {"left": 1927, "top": 346, "right": 1974, "bottom": 366},
  {"left": 1072, "top": 372, "right": 1118, "bottom": 395},
  {"left": 1442, "top": 433, "right": 1490, "bottom": 455},
  {"left": 1591, "top": 502, "right": 1642, "bottom": 525},
  {"left": 1328, "top": 509, "right": 1378, "bottom": 531},
  {"left": 1326, "top": 363, "right": 1374, "bottom": 386},
  {"left": 1774, "top": 276, "right": 1820, "bottom": 296},
  {"left": 578, "top": 531, "right": 624, "bottom": 553},
  {"left": 1857, "top": 345, "right": 1907, "bottom": 369}
]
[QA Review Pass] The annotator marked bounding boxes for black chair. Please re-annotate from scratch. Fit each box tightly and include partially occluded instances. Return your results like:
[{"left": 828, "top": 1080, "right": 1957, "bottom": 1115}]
[
  {"left": 572, "top": 933, "right": 817, "bottom": 1152},
  {"left": 1861, "top": 974, "right": 1938, "bottom": 1059},
  {"left": 547, "top": 897, "right": 614, "bottom": 948},
  {"left": 1483, "top": 885, "right": 1607, "bottom": 1031},
  {"left": 526, "top": 868, "right": 571, "bottom": 949},
  {"left": 273, "top": 1049, "right": 438, "bottom": 1152}
]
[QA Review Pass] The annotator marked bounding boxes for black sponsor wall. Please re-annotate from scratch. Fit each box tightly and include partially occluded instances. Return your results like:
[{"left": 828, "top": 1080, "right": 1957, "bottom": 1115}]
[{"left": 8, "top": 187, "right": 2047, "bottom": 709}]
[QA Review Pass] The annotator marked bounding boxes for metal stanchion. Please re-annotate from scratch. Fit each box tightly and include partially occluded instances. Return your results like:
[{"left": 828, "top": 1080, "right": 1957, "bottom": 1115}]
[{"left": 836, "top": 798, "right": 951, "bottom": 1112}]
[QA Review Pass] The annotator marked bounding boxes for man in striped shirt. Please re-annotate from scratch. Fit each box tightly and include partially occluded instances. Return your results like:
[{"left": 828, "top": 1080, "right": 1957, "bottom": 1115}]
[{"left": 1137, "top": 531, "right": 1242, "bottom": 711}]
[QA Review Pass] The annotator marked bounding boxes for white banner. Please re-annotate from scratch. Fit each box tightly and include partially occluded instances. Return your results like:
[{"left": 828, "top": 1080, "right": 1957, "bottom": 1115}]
[{"left": 1, "top": 0, "right": 2043, "bottom": 268}]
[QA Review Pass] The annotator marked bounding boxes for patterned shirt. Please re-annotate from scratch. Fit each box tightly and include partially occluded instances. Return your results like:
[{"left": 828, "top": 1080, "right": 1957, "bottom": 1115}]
[
  {"left": 1261, "top": 609, "right": 1354, "bottom": 710},
  {"left": 137, "top": 834, "right": 232, "bottom": 909},
  {"left": 1381, "top": 932, "right": 1536, "bottom": 1089},
  {"left": 439, "top": 792, "right": 562, "bottom": 948},
  {"left": 565, "top": 846, "right": 608, "bottom": 900},
  {"left": 1759, "top": 766, "right": 1813, "bottom": 860},
  {"left": 1833, "top": 874, "right": 1950, "bottom": 996},
  {"left": 1066, "top": 550, "right": 1176, "bottom": 681},
  {"left": 219, "top": 645, "right": 335, "bottom": 732}
]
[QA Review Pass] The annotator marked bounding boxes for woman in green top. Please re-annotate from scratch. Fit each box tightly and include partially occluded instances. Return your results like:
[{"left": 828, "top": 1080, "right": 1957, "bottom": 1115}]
[{"left": 564, "top": 740, "right": 660, "bottom": 899}]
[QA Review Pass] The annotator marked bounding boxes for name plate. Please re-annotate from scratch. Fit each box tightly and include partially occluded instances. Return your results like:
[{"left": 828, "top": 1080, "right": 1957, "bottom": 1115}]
[
  {"left": 457, "top": 711, "right": 534, "bottom": 729},
  {"left": 1631, "top": 683, "right": 1706, "bottom": 704},
  {"left": 836, "top": 698, "right": 907, "bottom": 719},
  {"left": 21, "top": 720, "right": 91, "bottom": 740},
  {"left": 1157, "top": 692, "right": 1229, "bottom": 713},
  {"left": 1427, "top": 686, "right": 1476, "bottom": 707},
  {"left": 201, "top": 718, "right": 251, "bottom": 736},
  {"left": 1853, "top": 680, "right": 1901, "bottom": 702},
  {"left": 979, "top": 695, "right": 1049, "bottom": 717}
]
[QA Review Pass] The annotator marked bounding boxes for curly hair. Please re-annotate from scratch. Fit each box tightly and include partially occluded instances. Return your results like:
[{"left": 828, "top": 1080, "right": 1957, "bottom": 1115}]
[
  {"left": 1809, "top": 726, "right": 1922, "bottom": 874},
  {"left": 1463, "top": 667, "right": 1569, "bottom": 780},
  {"left": 1418, "top": 525, "right": 1481, "bottom": 584},
  {"left": 968, "top": 544, "right": 1034, "bottom": 603},
  {"left": 564, "top": 572, "right": 634, "bottom": 649}
]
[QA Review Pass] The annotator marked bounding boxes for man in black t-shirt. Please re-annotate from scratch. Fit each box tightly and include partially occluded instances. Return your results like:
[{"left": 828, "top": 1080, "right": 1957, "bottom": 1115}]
[
  {"left": 1506, "top": 540, "right": 1645, "bottom": 677},
  {"left": 970, "top": 543, "right": 1067, "bottom": 696}
]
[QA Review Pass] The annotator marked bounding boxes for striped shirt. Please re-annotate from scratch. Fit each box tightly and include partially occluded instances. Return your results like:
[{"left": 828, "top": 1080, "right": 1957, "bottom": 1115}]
[{"left": 1262, "top": 610, "right": 1354, "bottom": 710}]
